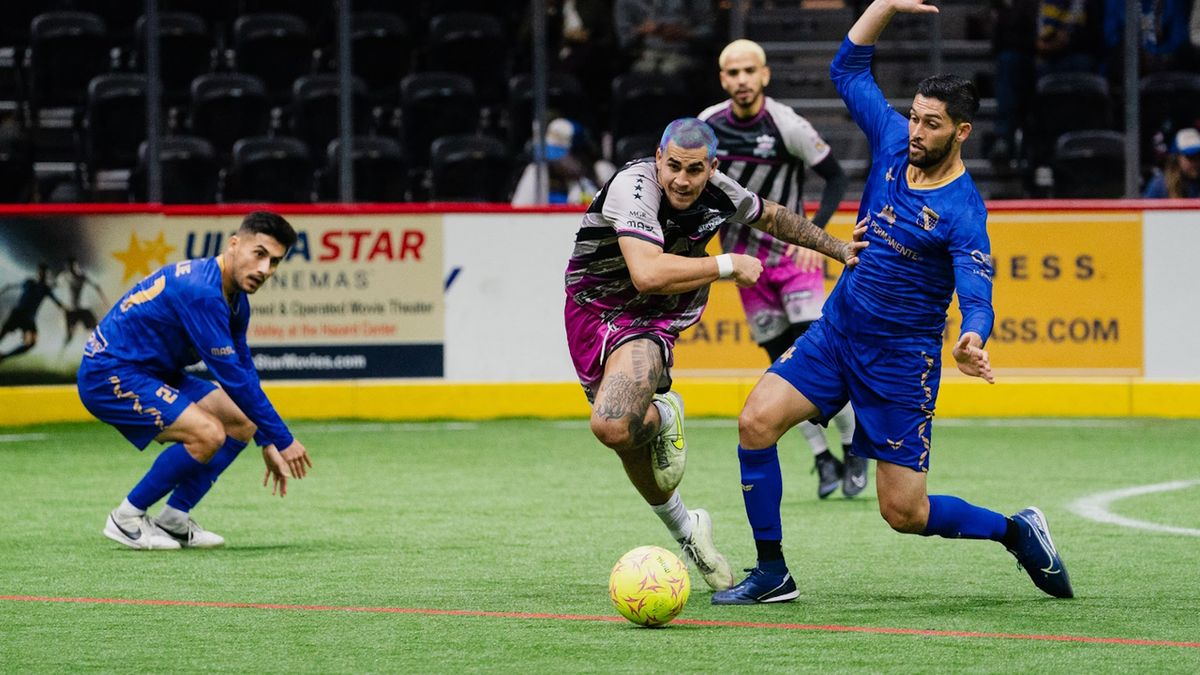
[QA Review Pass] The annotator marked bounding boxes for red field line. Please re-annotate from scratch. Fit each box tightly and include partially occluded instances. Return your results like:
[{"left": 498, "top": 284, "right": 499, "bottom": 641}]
[{"left": 3, "top": 594, "right": 1198, "bottom": 649}]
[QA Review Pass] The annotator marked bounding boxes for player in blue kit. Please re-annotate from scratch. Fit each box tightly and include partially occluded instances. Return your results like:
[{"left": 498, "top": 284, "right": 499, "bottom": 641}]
[
  {"left": 712, "top": 0, "right": 1073, "bottom": 604},
  {"left": 78, "top": 211, "right": 311, "bottom": 550}
]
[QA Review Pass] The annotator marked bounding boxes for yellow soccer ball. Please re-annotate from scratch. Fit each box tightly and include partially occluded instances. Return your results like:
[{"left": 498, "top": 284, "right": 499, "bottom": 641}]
[{"left": 609, "top": 545, "right": 690, "bottom": 627}]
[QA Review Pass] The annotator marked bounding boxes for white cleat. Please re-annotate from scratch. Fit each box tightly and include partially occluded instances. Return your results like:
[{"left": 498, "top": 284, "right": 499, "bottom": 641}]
[
  {"left": 651, "top": 391, "right": 687, "bottom": 492},
  {"left": 103, "top": 511, "right": 181, "bottom": 550},
  {"left": 154, "top": 516, "right": 226, "bottom": 548},
  {"left": 679, "top": 508, "right": 735, "bottom": 591}
]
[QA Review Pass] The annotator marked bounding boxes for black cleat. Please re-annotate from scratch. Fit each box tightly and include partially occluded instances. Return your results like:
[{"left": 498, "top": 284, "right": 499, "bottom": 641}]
[
  {"left": 813, "top": 451, "right": 843, "bottom": 499},
  {"left": 842, "top": 445, "right": 869, "bottom": 498}
]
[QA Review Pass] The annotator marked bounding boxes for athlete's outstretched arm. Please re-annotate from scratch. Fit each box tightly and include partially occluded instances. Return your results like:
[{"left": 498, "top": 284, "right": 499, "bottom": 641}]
[
  {"left": 848, "top": 0, "right": 939, "bottom": 46},
  {"left": 756, "top": 201, "right": 867, "bottom": 267}
]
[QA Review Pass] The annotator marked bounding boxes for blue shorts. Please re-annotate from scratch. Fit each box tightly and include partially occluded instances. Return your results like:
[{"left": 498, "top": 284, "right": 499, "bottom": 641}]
[
  {"left": 77, "top": 357, "right": 218, "bottom": 450},
  {"left": 767, "top": 319, "right": 941, "bottom": 472}
]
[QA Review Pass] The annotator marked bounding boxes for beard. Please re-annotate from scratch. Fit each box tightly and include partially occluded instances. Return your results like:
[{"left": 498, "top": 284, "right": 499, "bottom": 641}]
[{"left": 908, "top": 134, "right": 956, "bottom": 169}]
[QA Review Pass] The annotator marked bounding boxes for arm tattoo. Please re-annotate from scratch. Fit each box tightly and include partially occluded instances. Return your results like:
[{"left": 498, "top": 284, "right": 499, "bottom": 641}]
[{"left": 762, "top": 206, "right": 848, "bottom": 262}]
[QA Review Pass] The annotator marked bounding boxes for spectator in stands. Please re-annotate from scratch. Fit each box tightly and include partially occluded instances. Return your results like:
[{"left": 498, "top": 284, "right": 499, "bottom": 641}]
[
  {"left": 512, "top": 118, "right": 613, "bottom": 206},
  {"left": 516, "top": 0, "right": 617, "bottom": 121},
  {"left": 1104, "top": 0, "right": 1196, "bottom": 74},
  {"left": 1144, "top": 127, "right": 1200, "bottom": 198},
  {"left": 1036, "top": 0, "right": 1104, "bottom": 76},
  {"left": 990, "top": 0, "right": 1039, "bottom": 163},
  {"left": 614, "top": 0, "right": 717, "bottom": 84}
]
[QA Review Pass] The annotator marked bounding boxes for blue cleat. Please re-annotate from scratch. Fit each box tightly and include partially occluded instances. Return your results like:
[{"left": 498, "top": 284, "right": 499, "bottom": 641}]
[
  {"left": 711, "top": 566, "right": 799, "bottom": 605},
  {"left": 1007, "top": 507, "right": 1074, "bottom": 599}
]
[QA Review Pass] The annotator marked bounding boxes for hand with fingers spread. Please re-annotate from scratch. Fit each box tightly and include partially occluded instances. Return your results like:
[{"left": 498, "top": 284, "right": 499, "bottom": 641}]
[
  {"left": 261, "top": 444, "right": 290, "bottom": 497},
  {"left": 953, "top": 332, "right": 994, "bottom": 383},
  {"left": 278, "top": 439, "right": 312, "bottom": 479},
  {"left": 841, "top": 217, "right": 870, "bottom": 267}
]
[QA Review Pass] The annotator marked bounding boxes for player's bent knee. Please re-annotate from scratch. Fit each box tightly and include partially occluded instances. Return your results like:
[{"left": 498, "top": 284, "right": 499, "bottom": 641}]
[
  {"left": 188, "top": 419, "right": 226, "bottom": 463},
  {"left": 590, "top": 416, "right": 636, "bottom": 451},
  {"left": 226, "top": 416, "right": 256, "bottom": 444},
  {"left": 737, "top": 407, "right": 783, "bottom": 449},
  {"left": 879, "top": 501, "right": 924, "bottom": 534}
]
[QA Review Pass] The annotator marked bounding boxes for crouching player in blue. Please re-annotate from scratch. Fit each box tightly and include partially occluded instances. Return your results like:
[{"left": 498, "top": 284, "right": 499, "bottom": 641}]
[
  {"left": 78, "top": 211, "right": 311, "bottom": 550},
  {"left": 713, "top": 0, "right": 1073, "bottom": 603}
]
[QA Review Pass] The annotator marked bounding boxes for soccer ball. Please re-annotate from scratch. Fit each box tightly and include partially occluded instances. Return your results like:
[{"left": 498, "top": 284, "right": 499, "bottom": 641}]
[{"left": 609, "top": 545, "right": 690, "bottom": 627}]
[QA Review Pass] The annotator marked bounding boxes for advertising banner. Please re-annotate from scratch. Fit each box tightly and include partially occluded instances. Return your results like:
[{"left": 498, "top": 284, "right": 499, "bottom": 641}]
[
  {"left": 0, "top": 213, "right": 443, "bottom": 384},
  {"left": 674, "top": 211, "right": 1143, "bottom": 377}
]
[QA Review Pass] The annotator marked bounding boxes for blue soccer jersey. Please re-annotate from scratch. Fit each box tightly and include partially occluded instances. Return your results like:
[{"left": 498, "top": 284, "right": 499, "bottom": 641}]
[
  {"left": 81, "top": 257, "right": 292, "bottom": 449},
  {"left": 825, "top": 38, "right": 994, "bottom": 352}
]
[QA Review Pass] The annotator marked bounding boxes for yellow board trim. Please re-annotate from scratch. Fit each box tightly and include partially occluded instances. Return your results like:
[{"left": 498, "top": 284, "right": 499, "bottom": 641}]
[{"left": 4, "top": 378, "right": 1200, "bottom": 425}]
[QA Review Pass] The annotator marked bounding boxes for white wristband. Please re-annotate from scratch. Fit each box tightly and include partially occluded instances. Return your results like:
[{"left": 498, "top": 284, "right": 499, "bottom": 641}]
[{"left": 715, "top": 254, "right": 734, "bottom": 279}]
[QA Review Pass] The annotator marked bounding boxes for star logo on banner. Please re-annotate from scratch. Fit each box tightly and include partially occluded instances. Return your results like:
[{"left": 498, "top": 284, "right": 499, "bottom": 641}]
[{"left": 112, "top": 231, "right": 177, "bottom": 283}]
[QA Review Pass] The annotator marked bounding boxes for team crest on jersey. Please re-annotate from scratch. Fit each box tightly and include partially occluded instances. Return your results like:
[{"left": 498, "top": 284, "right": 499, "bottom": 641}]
[
  {"left": 917, "top": 205, "right": 940, "bottom": 231},
  {"left": 877, "top": 204, "right": 896, "bottom": 225},
  {"left": 753, "top": 134, "right": 776, "bottom": 158}
]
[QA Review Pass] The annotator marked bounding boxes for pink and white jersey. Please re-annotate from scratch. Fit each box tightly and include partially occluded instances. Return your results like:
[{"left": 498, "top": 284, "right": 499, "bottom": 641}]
[
  {"left": 564, "top": 158, "right": 763, "bottom": 334},
  {"left": 699, "top": 97, "right": 832, "bottom": 266}
]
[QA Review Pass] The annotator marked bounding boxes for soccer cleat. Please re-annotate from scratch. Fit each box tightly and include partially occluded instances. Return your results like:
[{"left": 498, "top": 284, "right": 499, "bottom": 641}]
[
  {"left": 650, "top": 391, "right": 687, "bottom": 492},
  {"left": 842, "top": 447, "right": 869, "bottom": 498},
  {"left": 154, "top": 515, "right": 226, "bottom": 548},
  {"left": 103, "top": 510, "right": 181, "bottom": 550},
  {"left": 812, "top": 452, "right": 844, "bottom": 499},
  {"left": 711, "top": 566, "right": 799, "bottom": 605},
  {"left": 1007, "top": 507, "right": 1074, "bottom": 599},
  {"left": 678, "top": 508, "right": 735, "bottom": 591}
]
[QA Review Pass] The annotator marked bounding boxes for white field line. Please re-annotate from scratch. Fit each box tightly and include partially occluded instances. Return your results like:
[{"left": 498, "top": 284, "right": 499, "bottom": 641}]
[
  {"left": 1068, "top": 480, "right": 1200, "bottom": 537},
  {"left": 0, "top": 433, "right": 49, "bottom": 443}
]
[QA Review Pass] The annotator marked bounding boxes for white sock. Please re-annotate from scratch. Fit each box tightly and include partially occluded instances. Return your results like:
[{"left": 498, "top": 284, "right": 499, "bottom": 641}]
[
  {"left": 799, "top": 420, "right": 829, "bottom": 456},
  {"left": 652, "top": 396, "right": 674, "bottom": 433},
  {"left": 157, "top": 504, "right": 189, "bottom": 527},
  {"left": 833, "top": 404, "right": 856, "bottom": 446},
  {"left": 650, "top": 491, "right": 692, "bottom": 542},
  {"left": 115, "top": 498, "right": 144, "bottom": 520}
]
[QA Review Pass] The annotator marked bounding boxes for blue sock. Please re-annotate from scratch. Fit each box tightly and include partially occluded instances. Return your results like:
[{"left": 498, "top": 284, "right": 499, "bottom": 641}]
[
  {"left": 166, "top": 437, "right": 248, "bottom": 512},
  {"left": 922, "top": 494, "right": 1008, "bottom": 541},
  {"left": 738, "top": 444, "right": 784, "bottom": 543},
  {"left": 127, "top": 443, "right": 207, "bottom": 511}
]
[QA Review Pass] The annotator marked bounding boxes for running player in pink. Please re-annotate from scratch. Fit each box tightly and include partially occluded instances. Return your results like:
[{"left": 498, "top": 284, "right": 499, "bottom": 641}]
[
  {"left": 564, "top": 117, "right": 867, "bottom": 593},
  {"left": 700, "top": 40, "right": 864, "bottom": 499}
]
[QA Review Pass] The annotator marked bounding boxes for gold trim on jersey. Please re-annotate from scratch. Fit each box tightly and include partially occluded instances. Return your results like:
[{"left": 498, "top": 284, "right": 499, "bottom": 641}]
[{"left": 905, "top": 162, "right": 966, "bottom": 191}]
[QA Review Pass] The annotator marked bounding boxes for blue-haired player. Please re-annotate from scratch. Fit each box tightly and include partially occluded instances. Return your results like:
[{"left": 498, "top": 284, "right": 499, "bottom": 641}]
[
  {"left": 713, "top": 0, "right": 1073, "bottom": 604},
  {"left": 78, "top": 211, "right": 311, "bottom": 550}
]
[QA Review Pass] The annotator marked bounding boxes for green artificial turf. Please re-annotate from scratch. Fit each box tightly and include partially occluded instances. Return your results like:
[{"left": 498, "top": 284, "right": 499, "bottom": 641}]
[{"left": 1, "top": 418, "right": 1198, "bottom": 673}]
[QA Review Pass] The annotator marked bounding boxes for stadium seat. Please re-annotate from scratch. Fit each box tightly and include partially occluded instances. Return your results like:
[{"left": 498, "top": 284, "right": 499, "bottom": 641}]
[
  {"left": 426, "top": 12, "right": 507, "bottom": 104},
  {"left": 506, "top": 72, "right": 590, "bottom": 152},
  {"left": 189, "top": 73, "right": 270, "bottom": 158},
  {"left": 241, "top": 0, "right": 330, "bottom": 40},
  {"left": 320, "top": 136, "right": 408, "bottom": 202},
  {"left": 613, "top": 133, "right": 660, "bottom": 166},
  {"left": 399, "top": 72, "right": 479, "bottom": 168},
  {"left": 222, "top": 135, "right": 313, "bottom": 203},
  {"left": 1031, "top": 73, "right": 1112, "bottom": 164},
  {"left": 232, "top": 13, "right": 313, "bottom": 102},
  {"left": 289, "top": 74, "right": 369, "bottom": 158},
  {"left": 81, "top": 73, "right": 147, "bottom": 172},
  {"left": 130, "top": 135, "right": 219, "bottom": 204},
  {"left": 26, "top": 12, "right": 111, "bottom": 111},
  {"left": 1051, "top": 130, "right": 1125, "bottom": 198},
  {"left": 133, "top": 12, "right": 213, "bottom": 105},
  {"left": 610, "top": 73, "right": 691, "bottom": 141},
  {"left": 430, "top": 134, "right": 510, "bottom": 202},
  {"left": 1140, "top": 71, "right": 1200, "bottom": 157},
  {"left": 349, "top": 12, "right": 412, "bottom": 102}
]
